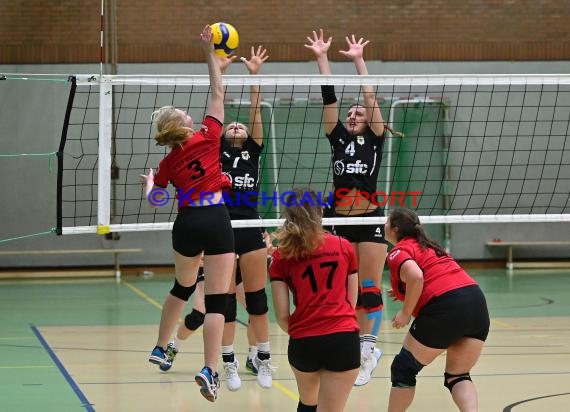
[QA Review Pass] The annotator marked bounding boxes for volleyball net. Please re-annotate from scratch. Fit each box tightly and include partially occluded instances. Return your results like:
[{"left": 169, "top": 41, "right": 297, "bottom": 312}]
[{"left": 56, "top": 74, "right": 570, "bottom": 235}]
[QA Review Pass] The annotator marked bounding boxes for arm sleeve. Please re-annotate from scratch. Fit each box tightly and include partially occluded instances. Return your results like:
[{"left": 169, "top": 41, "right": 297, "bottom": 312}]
[
  {"left": 153, "top": 159, "right": 169, "bottom": 188},
  {"left": 244, "top": 136, "right": 263, "bottom": 155},
  {"left": 387, "top": 247, "right": 413, "bottom": 280},
  {"left": 325, "top": 120, "right": 346, "bottom": 147},
  {"left": 387, "top": 246, "right": 413, "bottom": 300},
  {"left": 269, "top": 250, "right": 287, "bottom": 282},
  {"left": 341, "top": 238, "right": 359, "bottom": 275},
  {"left": 202, "top": 115, "right": 223, "bottom": 141}
]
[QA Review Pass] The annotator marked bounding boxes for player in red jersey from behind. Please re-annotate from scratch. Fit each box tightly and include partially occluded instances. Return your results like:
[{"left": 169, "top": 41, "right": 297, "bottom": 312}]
[
  {"left": 270, "top": 188, "right": 360, "bottom": 412},
  {"left": 384, "top": 208, "right": 490, "bottom": 412}
]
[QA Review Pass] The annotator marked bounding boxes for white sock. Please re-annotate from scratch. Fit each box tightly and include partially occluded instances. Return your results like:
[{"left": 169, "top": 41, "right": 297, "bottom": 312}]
[
  {"left": 221, "top": 345, "right": 235, "bottom": 363},
  {"left": 257, "top": 341, "right": 271, "bottom": 360},
  {"left": 222, "top": 345, "right": 234, "bottom": 355},
  {"left": 248, "top": 345, "right": 258, "bottom": 360},
  {"left": 257, "top": 341, "right": 270, "bottom": 352},
  {"left": 361, "top": 334, "right": 377, "bottom": 356}
]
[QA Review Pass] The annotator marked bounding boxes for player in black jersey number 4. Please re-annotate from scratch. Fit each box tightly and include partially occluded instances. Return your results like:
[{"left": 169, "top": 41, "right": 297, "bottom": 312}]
[{"left": 306, "top": 29, "right": 404, "bottom": 387}]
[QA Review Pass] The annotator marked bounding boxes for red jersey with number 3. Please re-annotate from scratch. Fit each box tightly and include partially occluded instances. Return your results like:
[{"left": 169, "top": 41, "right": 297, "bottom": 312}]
[
  {"left": 154, "top": 116, "right": 230, "bottom": 207},
  {"left": 387, "top": 237, "right": 477, "bottom": 317},
  {"left": 269, "top": 233, "right": 359, "bottom": 339}
]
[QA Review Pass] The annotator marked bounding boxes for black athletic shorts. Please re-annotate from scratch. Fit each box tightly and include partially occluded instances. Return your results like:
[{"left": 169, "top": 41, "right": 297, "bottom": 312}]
[
  {"left": 333, "top": 207, "right": 388, "bottom": 244},
  {"left": 410, "top": 285, "right": 490, "bottom": 349},
  {"left": 234, "top": 226, "right": 266, "bottom": 256},
  {"left": 172, "top": 204, "right": 234, "bottom": 257},
  {"left": 288, "top": 331, "right": 360, "bottom": 372}
]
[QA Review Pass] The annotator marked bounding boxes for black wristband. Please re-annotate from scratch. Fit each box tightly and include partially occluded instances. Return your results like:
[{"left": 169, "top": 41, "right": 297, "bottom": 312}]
[{"left": 321, "top": 85, "right": 337, "bottom": 105}]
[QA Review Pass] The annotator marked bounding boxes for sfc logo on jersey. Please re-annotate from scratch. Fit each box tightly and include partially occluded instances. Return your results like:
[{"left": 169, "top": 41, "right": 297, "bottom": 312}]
[
  {"left": 222, "top": 172, "right": 233, "bottom": 184},
  {"left": 241, "top": 151, "right": 250, "bottom": 160},
  {"left": 333, "top": 160, "right": 345, "bottom": 175}
]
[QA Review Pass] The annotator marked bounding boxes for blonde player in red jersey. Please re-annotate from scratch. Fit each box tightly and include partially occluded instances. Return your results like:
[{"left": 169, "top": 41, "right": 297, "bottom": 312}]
[
  {"left": 270, "top": 188, "right": 360, "bottom": 412},
  {"left": 141, "top": 25, "right": 233, "bottom": 402}
]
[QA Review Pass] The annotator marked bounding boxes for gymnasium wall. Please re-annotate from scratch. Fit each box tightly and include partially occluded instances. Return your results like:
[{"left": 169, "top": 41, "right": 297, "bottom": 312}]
[
  {"left": 1, "top": 1, "right": 570, "bottom": 268},
  {"left": 1, "top": 0, "right": 570, "bottom": 64},
  {"left": 1, "top": 61, "right": 569, "bottom": 269}
]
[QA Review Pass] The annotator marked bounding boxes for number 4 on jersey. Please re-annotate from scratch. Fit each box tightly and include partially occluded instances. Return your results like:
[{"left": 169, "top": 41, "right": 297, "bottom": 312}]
[{"left": 345, "top": 141, "right": 356, "bottom": 157}]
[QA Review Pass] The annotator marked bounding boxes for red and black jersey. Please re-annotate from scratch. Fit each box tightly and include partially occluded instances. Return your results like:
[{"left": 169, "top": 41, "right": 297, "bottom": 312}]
[
  {"left": 269, "top": 233, "right": 359, "bottom": 339},
  {"left": 387, "top": 237, "right": 477, "bottom": 317},
  {"left": 327, "top": 120, "right": 384, "bottom": 197},
  {"left": 154, "top": 116, "right": 231, "bottom": 208},
  {"left": 220, "top": 136, "right": 263, "bottom": 219}
]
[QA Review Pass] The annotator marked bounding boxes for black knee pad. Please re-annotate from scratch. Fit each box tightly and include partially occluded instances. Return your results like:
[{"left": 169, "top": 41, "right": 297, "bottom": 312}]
[
  {"left": 391, "top": 347, "right": 424, "bottom": 388},
  {"left": 169, "top": 279, "right": 196, "bottom": 301},
  {"left": 297, "top": 401, "right": 317, "bottom": 412},
  {"left": 204, "top": 293, "right": 227, "bottom": 315},
  {"left": 356, "top": 285, "right": 383, "bottom": 313},
  {"left": 245, "top": 288, "right": 268, "bottom": 315},
  {"left": 184, "top": 309, "right": 205, "bottom": 331},
  {"left": 225, "top": 293, "right": 237, "bottom": 323},
  {"left": 444, "top": 372, "right": 472, "bottom": 392}
]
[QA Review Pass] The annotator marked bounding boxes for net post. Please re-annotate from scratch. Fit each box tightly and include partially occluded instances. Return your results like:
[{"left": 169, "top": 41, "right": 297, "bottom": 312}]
[{"left": 98, "top": 76, "right": 112, "bottom": 229}]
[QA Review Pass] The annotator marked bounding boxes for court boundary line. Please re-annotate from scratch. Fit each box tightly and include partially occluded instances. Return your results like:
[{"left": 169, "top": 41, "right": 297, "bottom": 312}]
[
  {"left": 503, "top": 392, "right": 570, "bottom": 411},
  {"left": 30, "top": 324, "right": 95, "bottom": 412}
]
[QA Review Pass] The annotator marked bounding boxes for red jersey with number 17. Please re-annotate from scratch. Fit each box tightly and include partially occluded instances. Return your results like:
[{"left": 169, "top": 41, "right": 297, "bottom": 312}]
[
  {"left": 387, "top": 237, "right": 477, "bottom": 317},
  {"left": 269, "top": 233, "right": 359, "bottom": 339},
  {"left": 154, "top": 116, "right": 230, "bottom": 207}
]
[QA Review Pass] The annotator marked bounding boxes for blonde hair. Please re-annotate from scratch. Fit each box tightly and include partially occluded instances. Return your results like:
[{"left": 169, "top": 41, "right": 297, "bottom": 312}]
[
  {"left": 273, "top": 188, "right": 324, "bottom": 260},
  {"left": 151, "top": 106, "right": 193, "bottom": 147}
]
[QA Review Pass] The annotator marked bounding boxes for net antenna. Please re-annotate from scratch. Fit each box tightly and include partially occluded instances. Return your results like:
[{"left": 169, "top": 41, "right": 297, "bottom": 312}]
[
  {"left": 100, "top": 0, "right": 121, "bottom": 239},
  {"left": 58, "top": 73, "right": 570, "bottom": 238}
]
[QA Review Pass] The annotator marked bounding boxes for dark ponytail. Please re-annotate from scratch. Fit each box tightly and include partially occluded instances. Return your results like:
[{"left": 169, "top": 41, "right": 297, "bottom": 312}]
[{"left": 389, "top": 208, "right": 446, "bottom": 256}]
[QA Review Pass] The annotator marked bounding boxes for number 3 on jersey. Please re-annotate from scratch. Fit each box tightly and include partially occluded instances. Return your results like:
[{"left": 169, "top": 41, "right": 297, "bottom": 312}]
[
  {"left": 187, "top": 159, "right": 205, "bottom": 180},
  {"left": 301, "top": 260, "right": 339, "bottom": 293}
]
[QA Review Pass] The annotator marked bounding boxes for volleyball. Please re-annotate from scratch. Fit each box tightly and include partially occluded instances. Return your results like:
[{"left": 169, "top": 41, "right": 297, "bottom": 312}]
[{"left": 211, "top": 22, "right": 239, "bottom": 57}]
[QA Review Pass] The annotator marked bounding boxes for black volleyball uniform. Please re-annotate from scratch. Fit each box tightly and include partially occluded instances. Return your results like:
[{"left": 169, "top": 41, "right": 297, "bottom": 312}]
[
  {"left": 327, "top": 120, "right": 388, "bottom": 244},
  {"left": 221, "top": 136, "right": 266, "bottom": 255}
]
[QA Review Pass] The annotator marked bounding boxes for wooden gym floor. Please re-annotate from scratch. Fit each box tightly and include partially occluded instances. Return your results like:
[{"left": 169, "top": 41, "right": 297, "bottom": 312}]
[{"left": 1, "top": 268, "right": 569, "bottom": 411}]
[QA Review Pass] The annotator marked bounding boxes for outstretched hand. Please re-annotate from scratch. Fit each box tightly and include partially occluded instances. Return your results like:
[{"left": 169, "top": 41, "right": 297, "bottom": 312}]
[
  {"left": 339, "top": 34, "right": 370, "bottom": 60},
  {"left": 217, "top": 54, "right": 238, "bottom": 74},
  {"left": 139, "top": 168, "right": 155, "bottom": 185},
  {"left": 199, "top": 25, "right": 214, "bottom": 50},
  {"left": 241, "top": 45, "right": 269, "bottom": 75},
  {"left": 304, "top": 28, "right": 332, "bottom": 58}
]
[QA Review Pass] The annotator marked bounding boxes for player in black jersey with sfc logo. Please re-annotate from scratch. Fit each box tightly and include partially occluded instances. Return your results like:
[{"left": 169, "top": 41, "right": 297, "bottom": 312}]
[
  {"left": 217, "top": 45, "right": 274, "bottom": 390},
  {"left": 306, "top": 29, "right": 403, "bottom": 387}
]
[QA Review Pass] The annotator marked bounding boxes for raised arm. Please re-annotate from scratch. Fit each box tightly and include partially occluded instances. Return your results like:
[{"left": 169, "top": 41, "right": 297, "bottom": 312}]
[
  {"left": 340, "top": 34, "right": 385, "bottom": 136},
  {"left": 200, "top": 25, "right": 224, "bottom": 123},
  {"left": 305, "top": 29, "right": 339, "bottom": 135},
  {"left": 242, "top": 45, "right": 269, "bottom": 145}
]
